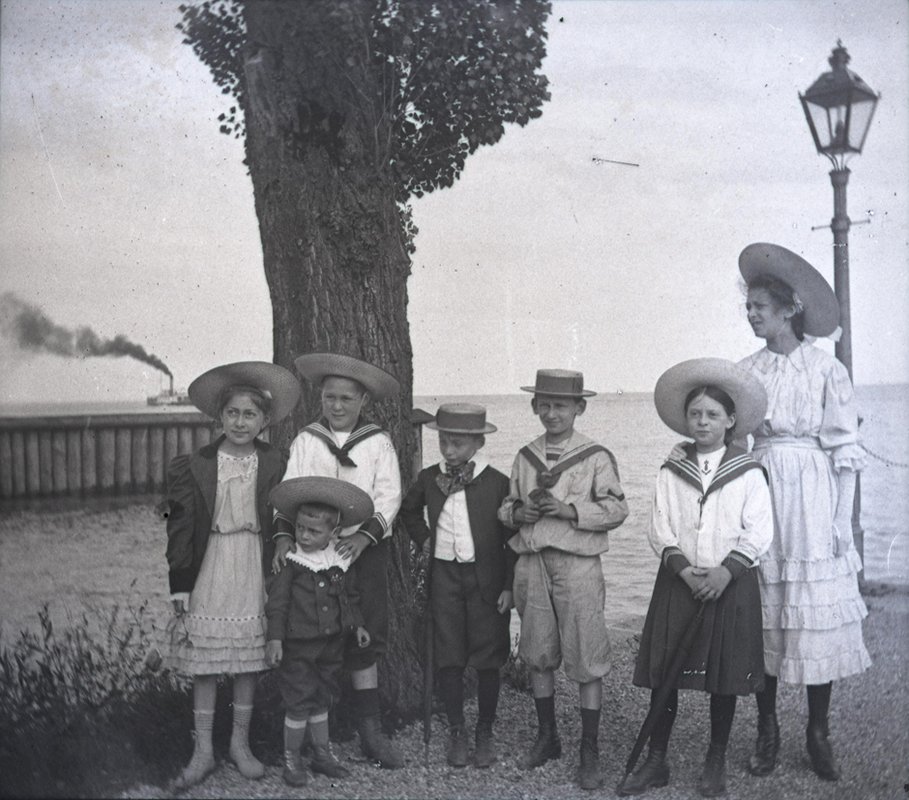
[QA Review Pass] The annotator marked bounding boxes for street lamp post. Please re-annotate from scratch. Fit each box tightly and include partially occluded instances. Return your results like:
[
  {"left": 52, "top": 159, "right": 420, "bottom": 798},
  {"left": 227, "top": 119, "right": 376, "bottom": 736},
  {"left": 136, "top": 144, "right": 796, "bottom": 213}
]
[{"left": 799, "top": 41, "right": 880, "bottom": 579}]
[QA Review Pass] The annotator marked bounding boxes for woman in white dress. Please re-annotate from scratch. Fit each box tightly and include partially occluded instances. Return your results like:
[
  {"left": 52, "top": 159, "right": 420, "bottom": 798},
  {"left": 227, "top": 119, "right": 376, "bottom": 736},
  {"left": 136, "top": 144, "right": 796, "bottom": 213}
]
[{"left": 737, "top": 243, "right": 871, "bottom": 782}]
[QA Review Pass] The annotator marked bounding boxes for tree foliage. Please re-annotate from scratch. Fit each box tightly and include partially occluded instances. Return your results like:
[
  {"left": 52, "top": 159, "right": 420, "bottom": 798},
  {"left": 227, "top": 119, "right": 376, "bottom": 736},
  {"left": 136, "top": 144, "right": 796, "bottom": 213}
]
[{"left": 178, "top": 0, "right": 551, "bottom": 202}]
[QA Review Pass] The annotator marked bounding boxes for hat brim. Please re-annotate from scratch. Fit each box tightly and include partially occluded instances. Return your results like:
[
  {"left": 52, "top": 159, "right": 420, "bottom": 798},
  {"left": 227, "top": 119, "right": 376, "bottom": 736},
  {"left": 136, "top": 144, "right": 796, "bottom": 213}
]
[
  {"left": 269, "top": 477, "right": 374, "bottom": 528},
  {"left": 739, "top": 243, "right": 840, "bottom": 337},
  {"left": 519, "top": 386, "right": 597, "bottom": 398},
  {"left": 425, "top": 421, "right": 498, "bottom": 434},
  {"left": 188, "top": 361, "right": 300, "bottom": 422},
  {"left": 294, "top": 353, "right": 400, "bottom": 401},
  {"left": 654, "top": 358, "right": 768, "bottom": 438}
]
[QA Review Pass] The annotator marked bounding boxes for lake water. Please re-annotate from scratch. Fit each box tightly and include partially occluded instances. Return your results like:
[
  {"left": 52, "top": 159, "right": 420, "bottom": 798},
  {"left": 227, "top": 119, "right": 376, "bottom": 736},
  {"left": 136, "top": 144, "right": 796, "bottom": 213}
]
[{"left": 0, "top": 385, "right": 906, "bottom": 639}]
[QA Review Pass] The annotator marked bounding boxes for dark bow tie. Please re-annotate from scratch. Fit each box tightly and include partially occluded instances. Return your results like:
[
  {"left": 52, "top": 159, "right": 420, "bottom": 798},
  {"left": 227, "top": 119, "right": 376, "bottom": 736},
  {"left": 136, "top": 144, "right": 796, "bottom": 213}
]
[{"left": 436, "top": 461, "right": 476, "bottom": 496}]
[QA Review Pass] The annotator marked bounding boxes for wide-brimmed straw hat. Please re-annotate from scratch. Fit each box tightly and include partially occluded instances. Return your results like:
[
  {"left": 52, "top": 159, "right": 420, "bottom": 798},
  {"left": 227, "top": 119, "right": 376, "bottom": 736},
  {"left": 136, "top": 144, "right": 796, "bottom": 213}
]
[
  {"left": 294, "top": 353, "right": 400, "bottom": 401},
  {"left": 739, "top": 243, "right": 840, "bottom": 337},
  {"left": 426, "top": 403, "right": 497, "bottom": 434},
  {"left": 654, "top": 357, "right": 768, "bottom": 437},
  {"left": 269, "top": 477, "right": 374, "bottom": 528},
  {"left": 520, "top": 369, "right": 597, "bottom": 398},
  {"left": 188, "top": 361, "right": 300, "bottom": 422}
]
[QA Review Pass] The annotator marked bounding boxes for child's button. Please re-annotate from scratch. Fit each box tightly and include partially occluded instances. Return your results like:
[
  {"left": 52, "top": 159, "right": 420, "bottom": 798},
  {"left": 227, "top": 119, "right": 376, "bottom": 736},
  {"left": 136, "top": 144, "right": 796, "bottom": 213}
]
[
  {"left": 322, "top": 605, "right": 329, "bottom": 611},
  {"left": 319, "top": 581, "right": 326, "bottom": 587}
]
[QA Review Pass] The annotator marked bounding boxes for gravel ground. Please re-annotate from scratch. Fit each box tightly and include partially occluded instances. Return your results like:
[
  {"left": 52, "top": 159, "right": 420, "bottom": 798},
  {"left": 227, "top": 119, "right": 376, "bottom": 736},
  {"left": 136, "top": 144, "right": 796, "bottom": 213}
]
[{"left": 121, "top": 585, "right": 908, "bottom": 800}]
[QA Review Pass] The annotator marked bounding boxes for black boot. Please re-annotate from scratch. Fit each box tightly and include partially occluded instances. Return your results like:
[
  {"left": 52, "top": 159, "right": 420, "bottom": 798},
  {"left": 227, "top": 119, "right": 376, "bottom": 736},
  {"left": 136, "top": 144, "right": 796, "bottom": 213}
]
[
  {"left": 282, "top": 749, "right": 309, "bottom": 787},
  {"left": 310, "top": 742, "right": 350, "bottom": 778},
  {"left": 617, "top": 748, "right": 670, "bottom": 796},
  {"left": 474, "top": 720, "right": 496, "bottom": 768},
  {"left": 806, "top": 721, "right": 840, "bottom": 781},
  {"left": 698, "top": 743, "right": 727, "bottom": 798},
  {"left": 578, "top": 736, "right": 603, "bottom": 790},
  {"left": 446, "top": 724, "right": 469, "bottom": 768},
  {"left": 358, "top": 715, "right": 404, "bottom": 769},
  {"left": 747, "top": 713, "right": 780, "bottom": 776},
  {"left": 522, "top": 723, "right": 561, "bottom": 769}
]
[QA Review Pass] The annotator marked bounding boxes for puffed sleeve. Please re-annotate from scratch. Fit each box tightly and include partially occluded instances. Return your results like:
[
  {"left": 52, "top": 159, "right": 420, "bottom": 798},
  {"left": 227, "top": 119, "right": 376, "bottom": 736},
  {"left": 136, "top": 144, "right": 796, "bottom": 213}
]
[
  {"left": 358, "top": 433, "right": 402, "bottom": 543},
  {"left": 165, "top": 454, "right": 196, "bottom": 594},
  {"left": 497, "top": 456, "right": 524, "bottom": 529},
  {"left": 819, "top": 359, "right": 866, "bottom": 472},
  {"left": 649, "top": 467, "right": 692, "bottom": 575},
  {"left": 572, "top": 449, "right": 629, "bottom": 532},
  {"left": 722, "top": 468, "right": 774, "bottom": 580}
]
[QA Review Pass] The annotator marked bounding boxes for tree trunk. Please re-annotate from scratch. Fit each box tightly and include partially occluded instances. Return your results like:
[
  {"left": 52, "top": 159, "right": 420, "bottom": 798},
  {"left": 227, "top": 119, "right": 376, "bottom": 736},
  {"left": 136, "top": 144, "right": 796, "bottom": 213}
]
[{"left": 241, "top": 1, "right": 423, "bottom": 714}]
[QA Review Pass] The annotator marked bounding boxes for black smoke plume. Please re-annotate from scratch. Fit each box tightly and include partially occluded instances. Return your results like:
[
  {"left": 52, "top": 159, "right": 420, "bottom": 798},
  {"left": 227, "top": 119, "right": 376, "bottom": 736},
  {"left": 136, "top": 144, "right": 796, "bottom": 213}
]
[{"left": 0, "top": 292, "right": 171, "bottom": 376}]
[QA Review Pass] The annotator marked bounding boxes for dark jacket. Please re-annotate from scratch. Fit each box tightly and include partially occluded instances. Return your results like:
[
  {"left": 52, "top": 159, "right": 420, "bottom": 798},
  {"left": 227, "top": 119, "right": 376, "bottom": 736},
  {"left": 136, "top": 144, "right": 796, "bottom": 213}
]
[
  {"left": 400, "top": 463, "right": 515, "bottom": 605},
  {"left": 165, "top": 436, "right": 287, "bottom": 594},
  {"left": 265, "top": 560, "right": 364, "bottom": 642}
]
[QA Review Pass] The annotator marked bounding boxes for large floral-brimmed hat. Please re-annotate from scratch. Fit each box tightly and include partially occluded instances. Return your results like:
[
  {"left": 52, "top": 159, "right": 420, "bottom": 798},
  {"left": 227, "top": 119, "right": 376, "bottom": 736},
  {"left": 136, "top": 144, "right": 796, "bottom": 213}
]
[
  {"left": 294, "top": 352, "right": 400, "bottom": 401},
  {"left": 739, "top": 243, "right": 840, "bottom": 337},
  {"left": 188, "top": 361, "right": 300, "bottom": 422},
  {"left": 269, "top": 477, "right": 374, "bottom": 528},
  {"left": 426, "top": 403, "right": 497, "bottom": 434},
  {"left": 654, "top": 357, "right": 768, "bottom": 437},
  {"left": 520, "top": 369, "right": 597, "bottom": 398}
]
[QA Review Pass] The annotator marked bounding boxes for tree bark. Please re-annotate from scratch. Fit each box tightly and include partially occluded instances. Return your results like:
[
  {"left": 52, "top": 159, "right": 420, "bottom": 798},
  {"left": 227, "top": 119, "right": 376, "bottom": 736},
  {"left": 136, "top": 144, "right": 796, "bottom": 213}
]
[{"left": 241, "top": 1, "right": 423, "bottom": 713}]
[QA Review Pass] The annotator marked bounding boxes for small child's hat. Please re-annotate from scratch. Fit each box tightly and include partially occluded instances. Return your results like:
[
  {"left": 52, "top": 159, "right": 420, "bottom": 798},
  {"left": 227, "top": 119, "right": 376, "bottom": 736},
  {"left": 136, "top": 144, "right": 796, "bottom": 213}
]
[
  {"left": 294, "top": 352, "right": 400, "bottom": 401},
  {"left": 654, "top": 357, "right": 768, "bottom": 437},
  {"left": 188, "top": 361, "right": 300, "bottom": 421},
  {"left": 521, "top": 369, "right": 596, "bottom": 398},
  {"left": 739, "top": 243, "right": 840, "bottom": 337},
  {"left": 426, "top": 403, "right": 497, "bottom": 434},
  {"left": 270, "top": 477, "right": 374, "bottom": 528}
]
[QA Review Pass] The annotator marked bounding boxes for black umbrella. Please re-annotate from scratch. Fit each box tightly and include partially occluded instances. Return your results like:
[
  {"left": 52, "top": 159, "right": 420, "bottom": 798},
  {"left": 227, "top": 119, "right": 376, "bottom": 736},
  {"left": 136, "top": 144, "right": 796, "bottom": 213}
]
[{"left": 624, "top": 603, "right": 706, "bottom": 777}]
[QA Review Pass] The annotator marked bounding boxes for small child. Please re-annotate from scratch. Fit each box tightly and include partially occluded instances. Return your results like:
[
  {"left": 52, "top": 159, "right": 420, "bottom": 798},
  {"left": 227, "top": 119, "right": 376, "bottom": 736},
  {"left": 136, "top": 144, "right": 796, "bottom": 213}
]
[
  {"left": 618, "top": 358, "right": 773, "bottom": 798},
  {"left": 498, "top": 369, "right": 628, "bottom": 790},
  {"left": 266, "top": 476, "right": 374, "bottom": 787},
  {"left": 163, "top": 361, "right": 299, "bottom": 788},
  {"left": 399, "top": 403, "right": 514, "bottom": 768},
  {"left": 272, "top": 352, "right": 404, "bottom": 768}
]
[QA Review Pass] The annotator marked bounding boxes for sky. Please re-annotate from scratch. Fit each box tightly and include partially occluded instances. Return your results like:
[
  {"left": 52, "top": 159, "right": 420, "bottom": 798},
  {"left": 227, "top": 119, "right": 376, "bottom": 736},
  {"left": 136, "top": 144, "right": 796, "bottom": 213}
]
[{"left": 1, "top": 0, "right": 907, "bottom": 403}]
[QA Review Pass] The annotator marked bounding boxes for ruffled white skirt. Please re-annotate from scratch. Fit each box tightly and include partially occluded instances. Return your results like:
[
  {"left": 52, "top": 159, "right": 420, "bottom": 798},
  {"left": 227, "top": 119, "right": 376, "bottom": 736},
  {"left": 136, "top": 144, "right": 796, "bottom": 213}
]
[
  {"left": 165, "top": 530, "right": 268, "bottom": 675},
  {"left": 754, "top": 438, "right": 871, "bottom": 684}
]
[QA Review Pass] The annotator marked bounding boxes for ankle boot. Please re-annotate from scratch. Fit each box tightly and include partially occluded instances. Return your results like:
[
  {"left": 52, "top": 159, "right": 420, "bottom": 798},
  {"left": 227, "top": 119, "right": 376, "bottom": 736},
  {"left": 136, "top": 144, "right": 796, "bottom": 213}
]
[
  {"left": 175, "top": 736, "right": 216, "bottom": 790},
  {"left": 282, "top": 749, "right": 308, "bottom": 787},
  {"left": 358, "top": 714, "right": 404, "bottom": 769},
  {"left": 445, "top": 725, "right": 469, "bottom": 767},
  {"left": 578, "top": 736, "right": 603, "bottom": 790},
  {"left": 747, "top": 713, "right": 780, "bottom": 777},
  {"left": 310, "top": 742, "right": 350, "bottom": 778},
  {"left": 474, "top": 720, "right": 496, "bottom": 768},
  {"left": 617, "top": 748, "right": 670, "bottom": 796},
  {"left": 229, "top": 737, "right": 265, "bottom": 780},
  {"left": 522, "top": 722, "right": 561, "bottom": 769},
  {"left": 698, "top": 743, "right": 727, "bottom": 798},
  {"left": 806, "top": 721, "right": 840, "bottom": 781}
]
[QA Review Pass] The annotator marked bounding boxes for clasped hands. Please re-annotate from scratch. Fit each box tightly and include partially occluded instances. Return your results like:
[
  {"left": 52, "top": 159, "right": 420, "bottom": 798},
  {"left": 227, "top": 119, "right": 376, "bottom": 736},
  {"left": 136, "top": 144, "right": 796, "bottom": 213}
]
[
  {"left": 513, "top": 490, "right": 577, "bottom": 525},
  {"left": 680, "top": 565, "right": 732, "bottom": 604}
]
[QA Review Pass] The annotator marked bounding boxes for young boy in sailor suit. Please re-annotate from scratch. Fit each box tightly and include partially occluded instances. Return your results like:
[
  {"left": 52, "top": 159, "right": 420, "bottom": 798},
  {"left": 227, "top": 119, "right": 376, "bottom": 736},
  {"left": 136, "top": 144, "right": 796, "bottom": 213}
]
[
  {"left": 498, "top": 369, "right": 628, "bottom": 791},
  {"left": 272, "top": 353, "right": 404, "bottom": 768},
  {"left": 399, "top": 403, "right": 514, "bottom": 769}
]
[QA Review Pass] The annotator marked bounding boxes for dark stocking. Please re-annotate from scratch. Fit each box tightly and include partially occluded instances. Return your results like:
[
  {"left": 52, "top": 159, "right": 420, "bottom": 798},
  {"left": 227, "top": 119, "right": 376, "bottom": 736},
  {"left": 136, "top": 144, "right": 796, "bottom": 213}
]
[
  {"left": 807, "top": 682, "right": 833, "bottom": 729},
  {"left": 709, "top": 694, "right": 737, "bottom": 748},
  {"left": 437, "top": 666, "right": 465, "bottom": 728},
  {"left": 648, "top": 688, "right": 678, "bottom": 752},
  {"left": 755, "top": 674, "right": 778, "bottom": 717},
  {"left": 476, "top": 669, "right": 500, "bottom": 724}
]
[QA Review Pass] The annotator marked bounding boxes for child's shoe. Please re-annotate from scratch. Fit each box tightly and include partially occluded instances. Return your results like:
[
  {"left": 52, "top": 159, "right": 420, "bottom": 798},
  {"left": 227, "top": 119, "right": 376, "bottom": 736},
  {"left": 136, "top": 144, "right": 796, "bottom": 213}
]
[
  {"left": 283, "top": 749, "right": 309, "bottom": 787},
  {"left": 697, "top": 743, "right": 727, "bottom": 797},
  {"left": 747, "top": 713, "right": 780, "bottom": 776},
  {"left": 358, "top": 714, "right": 404, "bottom": 769},
  {"left": 521, "top": 723, "right": 561, "bottom": 769},
  {"left": 806, "top": 721, "right": 840, "bottom": 781},
  {"left": 446, "top": 725, "right": 470, "bottom": 767},
  {"left": 175, "top": 742, "right": 216, "bottom": 790},
  {"left": 310, "top": 743, "right": 350, "bottom": 778},
  {"left": 229, "top": 738, "right": 265, "bottom": 780},
  {"left": 616, "top": 748, "right": 670, "bottom": 796},
  {"left": 578, "top": 736, "right": 603, "bottom": 790},
  {"left": 474, "top": 720, "right": 496, "bottom": 768}
]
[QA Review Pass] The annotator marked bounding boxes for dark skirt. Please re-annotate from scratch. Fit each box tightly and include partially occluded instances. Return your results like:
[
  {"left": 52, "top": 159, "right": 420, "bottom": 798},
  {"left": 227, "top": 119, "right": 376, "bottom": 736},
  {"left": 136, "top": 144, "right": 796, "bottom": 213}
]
[{"left": 633, "top": 563, "right": 765, "bottom": 696}]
